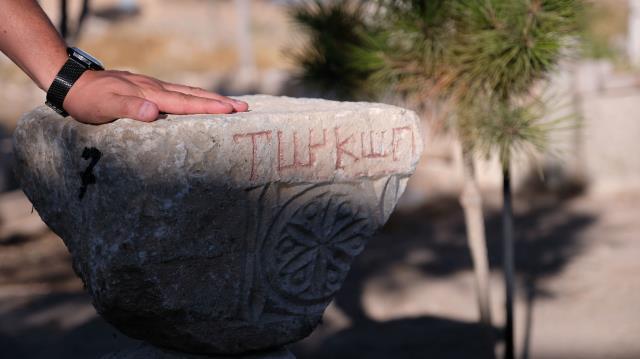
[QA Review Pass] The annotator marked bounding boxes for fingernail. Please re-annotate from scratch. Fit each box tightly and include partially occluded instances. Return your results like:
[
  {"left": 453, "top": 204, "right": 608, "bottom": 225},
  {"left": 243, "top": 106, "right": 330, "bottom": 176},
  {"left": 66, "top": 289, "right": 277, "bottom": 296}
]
[
  {"left": 139, "top": 101, "right": 154, "bottom": 119},
  {"left": 233, "top": 100, "right": 249, "bottom": 111}
]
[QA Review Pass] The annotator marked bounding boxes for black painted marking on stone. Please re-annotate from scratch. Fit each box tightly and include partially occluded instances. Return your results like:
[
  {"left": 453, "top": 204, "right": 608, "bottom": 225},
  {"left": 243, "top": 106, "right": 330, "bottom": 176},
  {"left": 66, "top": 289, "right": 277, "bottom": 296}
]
[{"left": 78, "top": 147, "right": 102, "bottom": 200}]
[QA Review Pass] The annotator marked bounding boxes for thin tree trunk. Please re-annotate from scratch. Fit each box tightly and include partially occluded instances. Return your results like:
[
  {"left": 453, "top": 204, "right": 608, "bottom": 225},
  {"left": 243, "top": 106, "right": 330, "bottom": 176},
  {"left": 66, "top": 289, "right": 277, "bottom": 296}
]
[
  {"left": 459, "top": 147, "right": 493, "bottom": 327},
  {"left": 73, "top": 0, "right": 91, "bottom": 43},
  {"left": 502, "top": 165, "right": 515, "bottom": 359},
  {"left": 59, "top": 0, "right": 69, "bottom": 40}
]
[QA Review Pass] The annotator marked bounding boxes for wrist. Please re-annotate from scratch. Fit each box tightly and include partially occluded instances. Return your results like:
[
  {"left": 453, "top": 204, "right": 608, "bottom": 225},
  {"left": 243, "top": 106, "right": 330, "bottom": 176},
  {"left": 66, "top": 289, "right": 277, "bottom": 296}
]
[{"left": 45, "top": 47, "right": 105, "bottom": 116}]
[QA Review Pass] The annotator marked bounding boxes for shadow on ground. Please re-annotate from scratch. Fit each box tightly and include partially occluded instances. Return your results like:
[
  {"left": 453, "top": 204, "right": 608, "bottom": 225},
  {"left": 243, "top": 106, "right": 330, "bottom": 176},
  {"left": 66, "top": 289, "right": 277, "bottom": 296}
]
[
  {"left": 292, "top": 191, "right": 595, "bottom": 359},
  {"left": 0, "top": 189, "right": 595, "bottom": 359},
  {"left": 0, "top": 292, "right": 139, "bottom": 359},
  {"left": 293, "top": 315, "right": 497, "bottom": 359}
]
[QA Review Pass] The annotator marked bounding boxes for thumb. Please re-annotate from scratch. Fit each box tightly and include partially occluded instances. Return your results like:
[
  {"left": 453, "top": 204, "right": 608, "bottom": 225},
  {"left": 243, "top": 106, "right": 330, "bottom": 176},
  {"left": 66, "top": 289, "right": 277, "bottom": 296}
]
[{"left": 108, "top": 94, "right": 159, "bottom": 122}]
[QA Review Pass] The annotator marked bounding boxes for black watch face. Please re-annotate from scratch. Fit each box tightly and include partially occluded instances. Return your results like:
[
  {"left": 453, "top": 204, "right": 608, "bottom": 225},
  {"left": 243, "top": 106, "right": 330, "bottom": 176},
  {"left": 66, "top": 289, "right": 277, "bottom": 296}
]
[{"left": 69, "top": 47, "right": 104, "bottom": 70}]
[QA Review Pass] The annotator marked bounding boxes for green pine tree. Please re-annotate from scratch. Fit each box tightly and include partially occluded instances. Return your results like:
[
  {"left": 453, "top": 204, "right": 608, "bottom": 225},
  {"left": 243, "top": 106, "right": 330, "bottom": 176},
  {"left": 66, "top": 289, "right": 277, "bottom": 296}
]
[{"left": 290, "top": 1, "right": 582, "bottom": 357}]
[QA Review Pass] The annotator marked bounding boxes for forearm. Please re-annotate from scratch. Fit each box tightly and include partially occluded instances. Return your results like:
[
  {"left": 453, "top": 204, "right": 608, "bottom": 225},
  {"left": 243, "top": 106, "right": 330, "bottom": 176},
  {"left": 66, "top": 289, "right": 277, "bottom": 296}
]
[{"left": 0, "top": 0, "right": 67, "bottom": 91}]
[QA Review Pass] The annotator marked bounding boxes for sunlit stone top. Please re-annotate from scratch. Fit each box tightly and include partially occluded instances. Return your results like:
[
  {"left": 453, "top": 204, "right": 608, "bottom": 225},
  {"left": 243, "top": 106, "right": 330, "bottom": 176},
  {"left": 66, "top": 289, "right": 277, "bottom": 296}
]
[{"left": 15, "top": 95, "right": 422, "bottom": 187}]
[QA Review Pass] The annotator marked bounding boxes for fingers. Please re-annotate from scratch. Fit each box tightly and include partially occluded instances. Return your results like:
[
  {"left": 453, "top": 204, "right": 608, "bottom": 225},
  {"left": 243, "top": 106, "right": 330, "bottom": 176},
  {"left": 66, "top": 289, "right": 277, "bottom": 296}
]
[
  {"left": 96, "top": 90, "right": 237, "bottom": 123},
  {"left": 146, "top": 90, "right": 235, "bottom": 115},
  {"left": 65, "top": 70, "right": 247, "bottom": 124},
  {"left": 160, "top": 83, "right": 249, "bottom": 112},
  {"left": 104, "top": 94, "right": 160, "bottom": 122}
]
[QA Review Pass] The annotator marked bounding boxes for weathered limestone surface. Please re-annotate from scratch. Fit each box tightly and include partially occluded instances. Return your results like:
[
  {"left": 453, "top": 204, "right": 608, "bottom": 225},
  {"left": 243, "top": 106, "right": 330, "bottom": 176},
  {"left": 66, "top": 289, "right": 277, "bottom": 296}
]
[{"left": 13, "top": 95, "right": 423, "bottom": 355}]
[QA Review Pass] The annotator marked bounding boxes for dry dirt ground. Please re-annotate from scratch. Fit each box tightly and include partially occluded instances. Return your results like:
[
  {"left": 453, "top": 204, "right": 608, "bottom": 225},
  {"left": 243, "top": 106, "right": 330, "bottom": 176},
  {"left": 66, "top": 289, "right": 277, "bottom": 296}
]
[{"left": 0, "top": 186, "right": 639, "bottom": 359}]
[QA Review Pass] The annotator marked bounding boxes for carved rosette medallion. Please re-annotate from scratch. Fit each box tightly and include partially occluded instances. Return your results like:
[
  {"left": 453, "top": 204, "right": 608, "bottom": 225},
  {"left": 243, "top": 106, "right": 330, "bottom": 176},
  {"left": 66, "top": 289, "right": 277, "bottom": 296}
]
[{"left": 261, "top": 183, "right": 376, "bottom": 313}]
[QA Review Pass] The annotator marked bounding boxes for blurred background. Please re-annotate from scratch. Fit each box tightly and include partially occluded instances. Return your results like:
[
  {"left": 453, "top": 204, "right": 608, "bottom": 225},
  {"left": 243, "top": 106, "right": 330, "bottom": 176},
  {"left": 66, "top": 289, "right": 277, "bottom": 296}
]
[{"left": 1, "top": 0, "right": 639, "bottom": 358}]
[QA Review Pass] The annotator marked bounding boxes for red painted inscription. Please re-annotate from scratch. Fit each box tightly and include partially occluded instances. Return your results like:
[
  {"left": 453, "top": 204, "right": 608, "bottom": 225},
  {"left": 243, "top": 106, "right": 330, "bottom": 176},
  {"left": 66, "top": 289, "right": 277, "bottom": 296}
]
[
  {"left": 233, "top": 125, "right": 416, "bottom": 181},
  {"left": 233, "top": 131, "right": 272, "bottom": 181}
]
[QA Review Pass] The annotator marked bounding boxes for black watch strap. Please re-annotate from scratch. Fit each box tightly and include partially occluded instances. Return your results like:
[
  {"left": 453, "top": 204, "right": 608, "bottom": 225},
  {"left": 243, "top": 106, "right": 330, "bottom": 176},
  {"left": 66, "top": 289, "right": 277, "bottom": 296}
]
[{"left": 45, "top": 58, "right": 89, "bottom": 117}]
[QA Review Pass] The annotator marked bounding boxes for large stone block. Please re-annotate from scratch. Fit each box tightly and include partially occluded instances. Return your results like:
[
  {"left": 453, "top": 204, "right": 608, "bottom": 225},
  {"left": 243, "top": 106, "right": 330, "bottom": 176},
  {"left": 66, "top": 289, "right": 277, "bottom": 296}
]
[{"left": 13, "top": 95, "right": 423, "bottom": 356}]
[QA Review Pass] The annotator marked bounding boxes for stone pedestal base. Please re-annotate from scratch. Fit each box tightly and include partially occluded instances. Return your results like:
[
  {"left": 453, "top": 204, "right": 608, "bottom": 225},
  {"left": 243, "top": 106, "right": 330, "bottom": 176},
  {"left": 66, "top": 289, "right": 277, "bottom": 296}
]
[{"left": 102, "top": 344, "right": 295, "bottom": 359}]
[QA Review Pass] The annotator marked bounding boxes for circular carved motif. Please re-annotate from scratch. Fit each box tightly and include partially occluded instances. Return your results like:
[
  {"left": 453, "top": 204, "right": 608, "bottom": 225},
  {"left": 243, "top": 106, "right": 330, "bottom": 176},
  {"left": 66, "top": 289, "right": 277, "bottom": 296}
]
[{"left": 264, "top": 185, "right": 375, "bottom": 306}]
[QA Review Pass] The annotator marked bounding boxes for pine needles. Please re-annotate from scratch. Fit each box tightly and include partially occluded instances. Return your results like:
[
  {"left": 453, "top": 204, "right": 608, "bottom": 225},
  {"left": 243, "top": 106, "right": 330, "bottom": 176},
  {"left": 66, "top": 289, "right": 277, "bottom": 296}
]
[
  {"left": 290, "top": 0, "right": 582, "bottom": 164},
  {"left": 289, "top": 2, "right": 583, "bottom": 357}
]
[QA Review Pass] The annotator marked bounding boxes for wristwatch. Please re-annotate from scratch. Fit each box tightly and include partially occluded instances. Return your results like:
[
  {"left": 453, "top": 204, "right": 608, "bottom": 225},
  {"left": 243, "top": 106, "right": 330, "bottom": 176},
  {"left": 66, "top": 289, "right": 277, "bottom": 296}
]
[{"left": 46, "top": 47, "right": 104, "bottom": 117}]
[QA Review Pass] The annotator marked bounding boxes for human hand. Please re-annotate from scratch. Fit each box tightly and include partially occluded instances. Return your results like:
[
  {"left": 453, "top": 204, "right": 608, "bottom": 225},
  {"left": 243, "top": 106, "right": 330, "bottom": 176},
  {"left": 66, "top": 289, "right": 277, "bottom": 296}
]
[{"left": 63, "top": 70, "right": 249, "bottom": 124}]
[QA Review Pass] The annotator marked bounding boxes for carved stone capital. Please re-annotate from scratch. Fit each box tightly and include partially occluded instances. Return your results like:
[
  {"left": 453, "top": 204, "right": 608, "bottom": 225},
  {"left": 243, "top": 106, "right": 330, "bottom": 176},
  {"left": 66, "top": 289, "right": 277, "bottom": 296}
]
[{"left": 13, "top": 95, "right": 423, "bottom": 356}]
